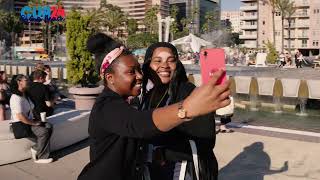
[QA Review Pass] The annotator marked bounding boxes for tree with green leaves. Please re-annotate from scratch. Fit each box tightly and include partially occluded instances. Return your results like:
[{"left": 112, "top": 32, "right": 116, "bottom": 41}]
[
  {"left": 127, "top": 33, "right": 158, "bottom": 49},
  {"left": 144, "top": 6, "right": 159, "bottom": 34},
  {"left": 201, "top": 11, "right": 219, "bottom": 33},
  {"left": 276, "top": 0, "right": 296, "bottom": 53},
  {"left": 66, "top": 10, "right": 99, "bottom": 86},
  {"left": 265, "top": 40, "right": 278, "bottom": 64},
  {"left": 88, "top": 2, "right": 126, "bottom": 38},
  {"left": 0, "top": 11, "right": 23, "bottom": 60},
  {"left": 178, "top": 17, "right": 192, "bottom": 37},
  {"left": 170, "top": 5, "right": 180, "bottom": 40},
  {"left": 126, "top": 18, "right": 138, "bottom": 35},
  {"left": 284, "top": 4, "right": 296, "bottom": 55}
]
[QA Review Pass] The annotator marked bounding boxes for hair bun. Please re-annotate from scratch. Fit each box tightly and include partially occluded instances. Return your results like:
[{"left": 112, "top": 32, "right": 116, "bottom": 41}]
[{"left": 87, "top": 33, "right": 117, "bottom": 54}]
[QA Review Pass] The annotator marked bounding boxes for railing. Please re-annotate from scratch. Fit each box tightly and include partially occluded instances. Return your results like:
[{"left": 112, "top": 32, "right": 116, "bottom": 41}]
[
  {"left": 240, "top": 15, "right": 258, "bottom": 20},
  {"left": 239, "top": 34, "right": 258, "bottom": 39},
  {"left": 240, "top": 5, "right": 258, "bottom": 11}
]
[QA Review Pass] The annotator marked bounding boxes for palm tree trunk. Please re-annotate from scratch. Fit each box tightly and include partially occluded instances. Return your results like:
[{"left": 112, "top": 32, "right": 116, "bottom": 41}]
[
  {"left": 48, "top": 22, "right": 52, "bottom": 59},
  {"left": 281, "top": 17, "right": 284, "bottom": 53},
  {"left": 11, "top": 32, "right": 15, "bottom": 60},
  {"left": 29, "top": 22, "right": 32, "bottom": 47},
  {"left": 272, "top": 11, "right": 276, "bottom": 44},
  {"left": 288, "top": 19, "right": 291, "bottom": 55}
]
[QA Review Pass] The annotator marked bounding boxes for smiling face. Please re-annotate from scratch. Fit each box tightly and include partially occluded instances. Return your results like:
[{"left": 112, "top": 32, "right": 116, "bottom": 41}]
[
  {"left": 149, "top": 47, "right": 177, "bottom": 84},
  {"left": 105, "top": 55, "right": 143, "bottom": 98}
]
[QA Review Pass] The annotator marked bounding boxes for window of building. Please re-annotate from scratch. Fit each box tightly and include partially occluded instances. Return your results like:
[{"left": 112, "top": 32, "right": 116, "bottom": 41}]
[
  {"left": 276, "top": 12, "right": 281, "bottom": 16},
  {"left": 314, "top": 9, "right": 320, "bottom": 14},
  {"left": 302, "top": 40, "right": 308, "bottom": 47},
  {"left": 313, "top": 41, "right": 319, "bottom": 46},
  {"left": 263, "top": 21, "right": 265, "bottom": 25},
  {"left": 262, "top": 31, "right": 265, "bottom": 35}
]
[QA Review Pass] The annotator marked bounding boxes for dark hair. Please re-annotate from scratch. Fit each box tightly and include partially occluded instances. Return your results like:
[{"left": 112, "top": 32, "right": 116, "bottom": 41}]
[
  {"left": 142, "top": 42, "right": 188, "bottom": 104},
  {"left": 44, "top": 65, "right": 51, "bottom": 71},
  {"left": 10, "top": 74, "right": 28, "bottom": 96},
  {"left": 86, "top": 33, "right": 132, "bottom": 75},
  {"left": 0, "top": 71, "right": 6, "bottom": 83},
  {"left": 33, "top": 70, "right": 47, "bottom": 80}
]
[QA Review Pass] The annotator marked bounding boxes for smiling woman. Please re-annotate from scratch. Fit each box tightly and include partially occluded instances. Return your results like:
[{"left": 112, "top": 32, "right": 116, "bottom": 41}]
[{"left": 77, "top": 33, "right": 231, "bottom": 180}]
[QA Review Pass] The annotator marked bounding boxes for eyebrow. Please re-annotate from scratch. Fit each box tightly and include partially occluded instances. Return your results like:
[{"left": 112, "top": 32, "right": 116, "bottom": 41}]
[{"left": 152, "top": 56, "right": 175, "bottom": 59}]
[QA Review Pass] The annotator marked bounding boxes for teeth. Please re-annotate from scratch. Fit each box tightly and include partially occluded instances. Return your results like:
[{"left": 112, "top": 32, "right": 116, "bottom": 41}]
[{"left": 159, "top": 72, "right": 170, "bottom": 76}]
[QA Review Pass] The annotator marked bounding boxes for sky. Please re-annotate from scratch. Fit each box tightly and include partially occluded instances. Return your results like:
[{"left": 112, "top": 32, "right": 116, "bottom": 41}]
[{"left": 221, "top": 0, "right": 241, "bottom": 11}]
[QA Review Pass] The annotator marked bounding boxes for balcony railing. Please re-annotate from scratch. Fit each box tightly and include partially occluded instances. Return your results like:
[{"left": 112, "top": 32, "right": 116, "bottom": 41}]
[
  {"left": 240, "top": 5, "right": 258, "bottom": 11},
  {"left": 241, "top": 24, "right": 258, "bottom": 30},
  {"left": 239, "top": 34, "right": 258, "bottom": 39},
  {"left": 292, "top": 13, "right": 309, "bottom": 18},
  {"left": 295, "top": 1, "right": 310, "bottom": 7},
  {"left": 240, "top": 15, "right": 258, "bottom": 20}
]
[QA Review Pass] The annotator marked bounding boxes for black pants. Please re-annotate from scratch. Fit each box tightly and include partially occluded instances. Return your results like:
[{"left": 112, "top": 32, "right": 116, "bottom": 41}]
[
  {"left": 31, "top": 123, "right": 53, "bottom": 159},
  {"left": 296, "top": 60, "right": 302, "bottom": 68},
  {"left": 220, "top": 116, "right": 232, "bottom": 125}
]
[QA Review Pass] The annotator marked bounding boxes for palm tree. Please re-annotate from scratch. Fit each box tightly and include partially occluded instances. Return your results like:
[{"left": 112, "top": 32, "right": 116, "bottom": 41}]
[
  {"left": 144, "top": 6, "right": 159, "bottom": 34},
  {"left": 88, "top": 2, "right": 126, "bottom": 38},
  {"left": 126, "top": 18, "right": 138, "bottom": 35},
  {"left": 285, "top": 4, "right": 296, "bottom": 55},
  {"left": 0, "top": 12, "right": 23, "bottom": 60},
  {"left": 267, "top": 0, "right": 277, "bottom": 44},
  {"left": 276, "top": 0, "right": 296, "bottom": 53},
  {"left": 170, "top": 5, "right": 179, "bottom": 40}
]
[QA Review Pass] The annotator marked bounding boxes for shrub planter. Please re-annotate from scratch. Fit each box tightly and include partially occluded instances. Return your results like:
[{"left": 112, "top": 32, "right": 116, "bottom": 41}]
[{"left": 69, "top": 86, "right": 104, "bottom": 110}]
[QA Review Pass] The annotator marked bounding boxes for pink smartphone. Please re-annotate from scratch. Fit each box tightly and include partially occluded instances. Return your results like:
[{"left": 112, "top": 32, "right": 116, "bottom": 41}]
[{"left": 200, "top": 48, "right": 226, "bottom": 85}]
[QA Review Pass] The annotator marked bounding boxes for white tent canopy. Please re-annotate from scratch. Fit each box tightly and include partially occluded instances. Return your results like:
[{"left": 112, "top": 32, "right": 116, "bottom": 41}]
[{"left": 171, "top": 33, "right": 212, "bottom": 53}]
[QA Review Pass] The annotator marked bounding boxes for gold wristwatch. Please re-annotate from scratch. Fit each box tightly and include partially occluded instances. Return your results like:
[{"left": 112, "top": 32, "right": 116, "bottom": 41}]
[{"left": 178, "top": 101, "right": 192, "bottom": 121}]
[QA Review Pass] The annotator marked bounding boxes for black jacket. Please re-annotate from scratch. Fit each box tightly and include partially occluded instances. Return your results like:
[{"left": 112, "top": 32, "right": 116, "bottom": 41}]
[
  {"left": 78, "top": 88, "right": 162, "bottom": 180},
  {"left": 143, "top": 82, "right": 218, "bottom": 180}
]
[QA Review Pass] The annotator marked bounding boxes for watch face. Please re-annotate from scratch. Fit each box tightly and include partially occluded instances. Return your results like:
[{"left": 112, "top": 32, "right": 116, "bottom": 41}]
[{"left": 178, "top": 109, "right": 186, "bottom": 119}]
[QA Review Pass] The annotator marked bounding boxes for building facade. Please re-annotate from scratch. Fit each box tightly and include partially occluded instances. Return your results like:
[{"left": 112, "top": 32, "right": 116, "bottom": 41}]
[
  {"left": 221, "top": 10, "right": 241, "bottom": 33},
  {"left": 170, "top": 0, "right": 220, "bottom": 34},
  {"left": 108, "top": 0, "right": 169, "bottom": 31},
  {"left": 240, "top": 0, "right": 320, "bottom": 55}
]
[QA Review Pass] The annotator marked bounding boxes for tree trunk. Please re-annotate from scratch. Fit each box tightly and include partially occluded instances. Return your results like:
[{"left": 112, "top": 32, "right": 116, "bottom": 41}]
[
  {"left": 281, "top": 17, "right": 284, "bottom": 53},
  {"left": 272, "top": 10, "right": 276, "bottom": 45},
  {"left": 48, "top": 22, "right": 52, "bottom": 59},
  {"left": 29, "top": 22, "right": 32, "bottom": 47},
  {"left": 288, "top": 19, "right": 291, "bottom": 55},
  {"left": 11, "top": 32, "right": 15, "bottom": 60}
]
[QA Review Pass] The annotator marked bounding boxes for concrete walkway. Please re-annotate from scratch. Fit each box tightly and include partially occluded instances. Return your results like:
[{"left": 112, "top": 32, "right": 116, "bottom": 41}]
[{"left": 1, "top": 132, "right": 319, "bottom": 180}]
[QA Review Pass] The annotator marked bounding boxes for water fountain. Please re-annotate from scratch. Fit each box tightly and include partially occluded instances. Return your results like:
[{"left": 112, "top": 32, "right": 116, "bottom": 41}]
[
  {"left": 273, "top": 96, "right": 282, "bottom": 114},
  {"left": 296, "top": 98, "right": 308, "bottom": 116},
  {"left": 249, "top": 77, "right": 259, "bottom": 111}
]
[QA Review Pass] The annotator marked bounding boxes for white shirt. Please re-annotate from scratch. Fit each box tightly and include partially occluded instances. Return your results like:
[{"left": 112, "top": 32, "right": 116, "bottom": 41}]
[{"left": 10, "top": 94, "right": 34, "bottom": 123}]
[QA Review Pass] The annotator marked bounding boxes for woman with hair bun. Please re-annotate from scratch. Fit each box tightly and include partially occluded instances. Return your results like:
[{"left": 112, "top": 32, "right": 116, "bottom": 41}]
[{"left": 78, "top": 33, "right": 231, "bottom": 180}]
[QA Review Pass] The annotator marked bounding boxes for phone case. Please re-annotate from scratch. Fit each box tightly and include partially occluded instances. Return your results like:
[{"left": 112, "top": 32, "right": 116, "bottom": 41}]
[{"left": 200, "top": 48, "right": 226, "bottom": 85}]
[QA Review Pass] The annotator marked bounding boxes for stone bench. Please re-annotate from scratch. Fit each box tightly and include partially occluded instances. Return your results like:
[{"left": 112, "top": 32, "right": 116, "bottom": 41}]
[{"left": 0, "top": 108, "right": 90, "bottom": 165}]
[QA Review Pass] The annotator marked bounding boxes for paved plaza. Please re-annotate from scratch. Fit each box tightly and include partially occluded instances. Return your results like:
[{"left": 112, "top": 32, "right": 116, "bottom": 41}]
[{"left": 1, "top": 131, "right": 319, "bottom": 180}]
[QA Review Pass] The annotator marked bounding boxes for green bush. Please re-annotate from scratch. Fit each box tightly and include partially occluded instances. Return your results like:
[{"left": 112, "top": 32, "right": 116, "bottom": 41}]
[
  {"left": 66, "top": 10, "right": 99, "bottom": 87},
  {"left": 265, "top": 41, "right": 278, "bottom": 64},
  {"left": 127, "top": 33, "right": 158, "bottom": 49}
]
